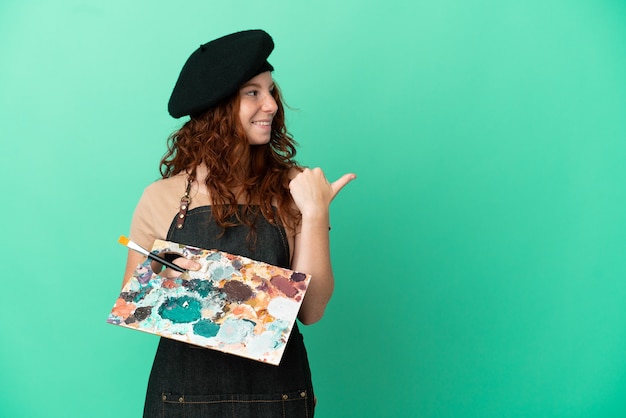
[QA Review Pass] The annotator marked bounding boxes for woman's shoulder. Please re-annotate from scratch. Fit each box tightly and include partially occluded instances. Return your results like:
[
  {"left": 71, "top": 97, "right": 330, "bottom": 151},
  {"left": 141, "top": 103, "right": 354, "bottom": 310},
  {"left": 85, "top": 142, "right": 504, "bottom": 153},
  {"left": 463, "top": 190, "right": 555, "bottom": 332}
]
[
  {"left": 141, "top": 172, "right": 211, "bottom": 210},
  {"left": 142, "top": 173, "right": 188, "bottom": 197}
]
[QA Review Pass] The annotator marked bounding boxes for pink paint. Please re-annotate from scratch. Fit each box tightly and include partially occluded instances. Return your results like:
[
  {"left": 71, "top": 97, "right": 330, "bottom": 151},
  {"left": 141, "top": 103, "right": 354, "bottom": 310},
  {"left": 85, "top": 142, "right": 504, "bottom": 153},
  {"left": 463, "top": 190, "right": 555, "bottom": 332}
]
[{"left": 270, "top": 275, "right": 298, "bottom": 298}]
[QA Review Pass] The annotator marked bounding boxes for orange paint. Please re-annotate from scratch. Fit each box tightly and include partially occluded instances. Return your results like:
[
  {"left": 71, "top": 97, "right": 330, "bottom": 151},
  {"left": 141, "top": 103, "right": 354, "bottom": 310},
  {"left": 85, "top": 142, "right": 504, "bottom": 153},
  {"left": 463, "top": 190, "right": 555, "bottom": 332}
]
[
  {"left": 232, "top": 305, "right": 246, "bottom": 315},
  {"left": 111, "top": 297, "right": 135, "bottom": 319},
  {"left": 162, "top": 279, "right": 178, "bottom": 289}
]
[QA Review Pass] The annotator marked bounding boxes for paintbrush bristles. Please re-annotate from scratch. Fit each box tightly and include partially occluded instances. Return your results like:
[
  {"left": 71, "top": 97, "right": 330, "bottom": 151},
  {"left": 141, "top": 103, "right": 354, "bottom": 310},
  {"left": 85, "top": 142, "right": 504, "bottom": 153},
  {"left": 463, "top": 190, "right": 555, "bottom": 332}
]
[
  {"left": 117, "top": 236, "right": 186, "bottom": 273},
  {"left": 121, "top": 237, "right": 151, "bottom": 257},
  {"left": 118, "top": 235, "right": 149, "bottom": 256}
]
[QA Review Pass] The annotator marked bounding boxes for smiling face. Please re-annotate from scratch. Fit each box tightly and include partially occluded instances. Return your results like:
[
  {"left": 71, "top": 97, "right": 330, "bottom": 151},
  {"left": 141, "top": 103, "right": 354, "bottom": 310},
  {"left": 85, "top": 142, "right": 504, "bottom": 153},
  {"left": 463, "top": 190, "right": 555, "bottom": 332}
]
[{"left": 238, "top": 71, "right": 278, "bottom": 145}]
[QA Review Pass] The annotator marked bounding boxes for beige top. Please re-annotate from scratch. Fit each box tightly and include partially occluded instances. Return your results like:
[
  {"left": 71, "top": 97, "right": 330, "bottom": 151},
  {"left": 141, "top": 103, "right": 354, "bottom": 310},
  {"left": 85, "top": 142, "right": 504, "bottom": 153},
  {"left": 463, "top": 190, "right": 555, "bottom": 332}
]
[{"left": 129, "top": 173, "right": 211, "bottom": 250}]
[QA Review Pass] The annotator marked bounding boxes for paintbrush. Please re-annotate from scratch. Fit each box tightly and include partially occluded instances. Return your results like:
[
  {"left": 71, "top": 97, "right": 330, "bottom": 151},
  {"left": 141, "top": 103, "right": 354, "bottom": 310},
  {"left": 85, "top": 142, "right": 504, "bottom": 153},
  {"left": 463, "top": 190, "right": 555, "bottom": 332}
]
[{"left": 118, "top": 235, "right": 187, "bottom": 273}]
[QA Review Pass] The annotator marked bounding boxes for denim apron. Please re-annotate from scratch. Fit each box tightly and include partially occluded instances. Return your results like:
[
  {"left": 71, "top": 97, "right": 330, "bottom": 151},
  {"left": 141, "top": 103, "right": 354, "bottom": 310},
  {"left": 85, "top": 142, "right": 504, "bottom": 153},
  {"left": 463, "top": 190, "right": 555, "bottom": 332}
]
[{"left": 142, "top": 206, "right": 315, "bottom": 417}]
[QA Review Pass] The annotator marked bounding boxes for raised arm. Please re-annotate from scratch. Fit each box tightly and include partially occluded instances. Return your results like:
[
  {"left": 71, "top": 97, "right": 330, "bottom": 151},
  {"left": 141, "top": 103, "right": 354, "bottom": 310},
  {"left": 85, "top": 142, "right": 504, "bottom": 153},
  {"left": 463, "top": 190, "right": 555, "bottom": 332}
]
[{"left": 289, "top": 167, "right": 356, "bottom": 325}]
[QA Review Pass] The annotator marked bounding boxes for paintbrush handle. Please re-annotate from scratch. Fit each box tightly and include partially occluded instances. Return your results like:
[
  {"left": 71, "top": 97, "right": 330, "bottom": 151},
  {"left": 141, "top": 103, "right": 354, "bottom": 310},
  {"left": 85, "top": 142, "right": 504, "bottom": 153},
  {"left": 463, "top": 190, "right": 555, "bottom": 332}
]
[
  {"left": 121, "top": 236, "right": 187, "bottom": 274},
  {"left": 147, "top": 252, "right": 187, "bottom": 273}
]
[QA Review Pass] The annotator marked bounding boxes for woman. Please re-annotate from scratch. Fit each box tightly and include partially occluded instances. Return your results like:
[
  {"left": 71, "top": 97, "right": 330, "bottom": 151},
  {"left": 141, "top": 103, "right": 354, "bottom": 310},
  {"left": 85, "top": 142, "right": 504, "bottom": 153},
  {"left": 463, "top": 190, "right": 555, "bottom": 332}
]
[{"left": 122, "top": 29, "right": 355, "bottom": 417}]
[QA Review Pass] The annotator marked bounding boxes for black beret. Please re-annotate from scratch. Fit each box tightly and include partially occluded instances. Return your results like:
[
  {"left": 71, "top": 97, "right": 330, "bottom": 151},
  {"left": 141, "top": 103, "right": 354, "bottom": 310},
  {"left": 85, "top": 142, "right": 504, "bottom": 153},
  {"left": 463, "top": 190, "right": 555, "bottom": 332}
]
[{"left": 168, "top": 29, "right": 275, "bottom": 118}]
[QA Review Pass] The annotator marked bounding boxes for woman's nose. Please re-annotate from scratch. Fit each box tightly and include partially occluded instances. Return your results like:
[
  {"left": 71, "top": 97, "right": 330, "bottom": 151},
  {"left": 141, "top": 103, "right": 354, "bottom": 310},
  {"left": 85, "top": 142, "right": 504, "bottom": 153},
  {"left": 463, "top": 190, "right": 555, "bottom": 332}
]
[{"left": 263, "top": 94, "right": 278, "bottom": 113}]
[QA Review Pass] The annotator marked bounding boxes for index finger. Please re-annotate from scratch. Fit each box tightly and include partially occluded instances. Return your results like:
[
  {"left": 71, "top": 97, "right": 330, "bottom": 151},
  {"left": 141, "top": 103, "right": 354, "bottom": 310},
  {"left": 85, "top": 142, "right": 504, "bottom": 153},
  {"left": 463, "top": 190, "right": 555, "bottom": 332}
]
[{"left": 152, "top": 255, "right": 201, "bottom": 279}]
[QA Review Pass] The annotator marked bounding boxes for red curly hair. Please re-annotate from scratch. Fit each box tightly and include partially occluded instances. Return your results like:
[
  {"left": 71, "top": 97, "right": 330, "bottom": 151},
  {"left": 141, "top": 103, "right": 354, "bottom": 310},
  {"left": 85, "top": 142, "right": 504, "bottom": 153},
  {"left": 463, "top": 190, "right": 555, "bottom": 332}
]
[{"left": 159, "top": 83, "right": 301, "bottom": 233}]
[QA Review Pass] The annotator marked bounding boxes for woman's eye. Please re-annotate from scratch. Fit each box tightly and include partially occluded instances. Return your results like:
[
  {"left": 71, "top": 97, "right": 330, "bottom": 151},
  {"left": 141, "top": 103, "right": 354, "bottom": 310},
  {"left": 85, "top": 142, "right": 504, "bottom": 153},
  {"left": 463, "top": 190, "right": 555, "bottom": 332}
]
[{"left": 245, "top": 90, "right": 258, "bottom": 96}]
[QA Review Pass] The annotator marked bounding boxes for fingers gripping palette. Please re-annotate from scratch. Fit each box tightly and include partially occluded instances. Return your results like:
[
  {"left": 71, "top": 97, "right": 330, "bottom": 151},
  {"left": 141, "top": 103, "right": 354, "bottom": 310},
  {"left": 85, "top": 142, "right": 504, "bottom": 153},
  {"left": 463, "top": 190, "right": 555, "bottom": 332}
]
[{"left": 107, "top": 239, "right": 311, "bottom": 365}]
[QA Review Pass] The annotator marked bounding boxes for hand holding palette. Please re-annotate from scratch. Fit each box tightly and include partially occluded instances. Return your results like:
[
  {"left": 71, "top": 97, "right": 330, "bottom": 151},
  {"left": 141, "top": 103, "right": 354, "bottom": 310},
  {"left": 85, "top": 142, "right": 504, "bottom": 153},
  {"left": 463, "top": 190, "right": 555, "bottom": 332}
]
[{"left": 107, "top": 239, "right": 311, "bottom": 365}]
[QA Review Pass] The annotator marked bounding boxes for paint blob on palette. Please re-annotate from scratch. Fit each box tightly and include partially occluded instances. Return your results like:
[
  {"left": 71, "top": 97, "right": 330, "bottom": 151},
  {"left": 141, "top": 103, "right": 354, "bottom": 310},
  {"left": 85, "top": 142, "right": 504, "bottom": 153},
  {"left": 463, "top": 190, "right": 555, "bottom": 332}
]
[{"left": 107, "top": 239, "right": 311, "bottom": 365}]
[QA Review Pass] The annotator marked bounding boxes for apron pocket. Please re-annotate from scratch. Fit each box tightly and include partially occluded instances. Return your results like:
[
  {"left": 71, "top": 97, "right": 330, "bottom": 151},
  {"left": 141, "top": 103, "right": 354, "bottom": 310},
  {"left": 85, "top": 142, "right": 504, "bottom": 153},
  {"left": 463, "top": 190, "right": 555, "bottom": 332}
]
[{"left": 161, "top": 390, "right": 312, "bottom": 418}]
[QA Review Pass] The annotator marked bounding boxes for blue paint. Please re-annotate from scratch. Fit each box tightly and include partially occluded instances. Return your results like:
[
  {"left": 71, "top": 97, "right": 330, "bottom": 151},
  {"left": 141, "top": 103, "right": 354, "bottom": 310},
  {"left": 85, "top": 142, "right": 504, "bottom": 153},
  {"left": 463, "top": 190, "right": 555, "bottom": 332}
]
[
  {"left": 206, "top": 252, "right": 222, "bottom": 261},
  {"left": 130, "top": 286, "right": 153, "bottom": 303},
  {"left": 193, "top": 319, "right": 220, "bottom": 338},
  {"left": 217, "top": 318, "right": 255, "bottom": 344},
  {"left": 158, "top": 296, "right": 202, "bottom": 323},
  {"left": 212, "top": 265, "right": 236, "bottom": 281},
  {"left": 183, "top": 279, "right": 214, "bottom": 298}
]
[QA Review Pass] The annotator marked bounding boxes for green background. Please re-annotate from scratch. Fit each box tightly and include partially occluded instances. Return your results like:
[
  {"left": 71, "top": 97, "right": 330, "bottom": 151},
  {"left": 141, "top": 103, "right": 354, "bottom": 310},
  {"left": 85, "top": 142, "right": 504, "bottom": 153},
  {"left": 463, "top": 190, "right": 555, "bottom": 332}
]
[{"left": 1, "top": 0, "right": 625, "bottom": 417}]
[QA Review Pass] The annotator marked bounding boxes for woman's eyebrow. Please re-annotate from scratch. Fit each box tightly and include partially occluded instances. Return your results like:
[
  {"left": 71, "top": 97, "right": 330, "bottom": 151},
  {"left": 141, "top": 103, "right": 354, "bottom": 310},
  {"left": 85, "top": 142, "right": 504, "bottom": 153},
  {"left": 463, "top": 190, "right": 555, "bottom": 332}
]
[{"left": 241, "top": 82, "right": 275, "bottom": 89}]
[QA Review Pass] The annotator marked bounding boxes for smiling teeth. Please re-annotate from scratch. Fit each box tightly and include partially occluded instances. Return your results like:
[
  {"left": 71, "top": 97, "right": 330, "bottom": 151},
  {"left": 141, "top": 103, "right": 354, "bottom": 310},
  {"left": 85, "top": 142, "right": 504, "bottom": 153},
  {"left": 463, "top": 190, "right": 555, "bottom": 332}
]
[{"left": 253, "top": 121, "right": 271, "bottom": 126}]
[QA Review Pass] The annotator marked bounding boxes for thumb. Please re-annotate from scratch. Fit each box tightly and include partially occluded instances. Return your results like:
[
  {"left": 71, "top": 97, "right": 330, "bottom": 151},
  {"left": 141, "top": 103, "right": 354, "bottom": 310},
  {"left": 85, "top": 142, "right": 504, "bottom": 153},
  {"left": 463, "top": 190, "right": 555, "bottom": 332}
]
[
  {"left": 331, "top": 173, "right": 357, "bottom": 200},
  {"left": 174, "top": 257, "right": 202, "bottom": 271}
]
